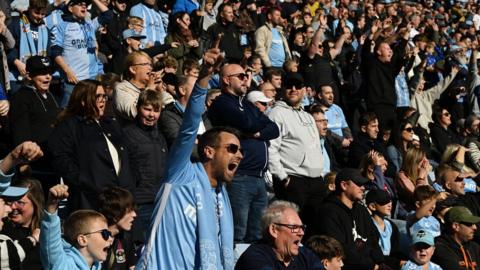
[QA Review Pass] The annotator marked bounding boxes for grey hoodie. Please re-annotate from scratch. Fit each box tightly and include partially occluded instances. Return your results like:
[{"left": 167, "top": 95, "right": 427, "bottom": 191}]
[{"left": 267, "top": 100, "right": 324, "bottom": 180}]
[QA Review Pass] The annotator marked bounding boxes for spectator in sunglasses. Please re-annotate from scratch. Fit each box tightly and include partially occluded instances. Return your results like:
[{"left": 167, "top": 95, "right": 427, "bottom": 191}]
[
  {"left": 387, "top": 120, "right": 416, "bottom": 173},
  {"left": 137, "top": 49, "right": 242, "bottom": 269},
  {"left": 41, "top": 184, "right": 113, "bottom": 270},
  {"left": 208, "top": 64, "right": 279, "bottom": 244},
  {"left": 236, "top": 200, "right": 322, "bottom": 269},
  {"left": 432, "top": 206, "right": 480, "bottom": 269},
  {"left": 430, "top": 105, "right": 461, "bottom": 157}
]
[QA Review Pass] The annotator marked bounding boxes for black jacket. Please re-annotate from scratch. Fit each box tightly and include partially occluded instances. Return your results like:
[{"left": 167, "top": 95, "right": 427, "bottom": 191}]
[
  {"left": 9, "top": 86, "right": 60, "bottom": 146},
  {"left": 362, "top": 37, "right": 407, "bottom": 110},
  {"left": 432, "top": 234, "right": 480, "bottom": 270},
  {"left": 48, "top": 116, "right": 134, "bottom": 212},
  {"left": 429, "top": 122, "right": 460, "bottom": 156},
  {"left": 123, "top": 119, "right": 168, "bottom": 205},
  {"left": 208, "top": 92, "right": 279, "bottom": 177},
  {"left": 308, "top": 194, "right": 384, "bottom": 270},
  {"left": 205, "top": 21, "right": 243, "bottom": 63}
]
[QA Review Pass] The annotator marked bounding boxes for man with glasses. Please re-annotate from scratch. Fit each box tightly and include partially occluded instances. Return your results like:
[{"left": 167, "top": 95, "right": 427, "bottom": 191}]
[
  {"left": 267, "top": 72, "right": 324, "bottom": 228},
  {"left": 432, "top": 206, "right": 480, "bottom": 269},
  {"left": 137, "top": 49, "right": 242, "bottom": 270},
  {"left": 309, "top": 168, "right": 385, "bottom": 270},
  {"left": 235, "top": 200, "right": 323, "bottom": 269},
  {"left": 310, "top": 105, "right": 338, "bottom": 176},
  {"left": 208, "top": 64, "right": 279, "bottom": 244}
]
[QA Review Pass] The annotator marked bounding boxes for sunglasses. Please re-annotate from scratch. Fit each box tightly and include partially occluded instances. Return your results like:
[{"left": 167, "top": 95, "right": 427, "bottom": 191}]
[
  {"left": 218, "top": 143, "right": 243, "bottom": 155},
  {"left": 83, "top": 229, "right": 112, "bottom": 241},
  {"left": 454, "top": 177, "right": 465, "bottom": 182},
  {"left": 228, "top": 73, "right": 248, "bottom": 81},
  {"left": 258, "top": 101, "right": 268, "bottom": 106},
  {"left": 460, "top": 222, "right": 476, "bottom": 227},
  {"left": 404, "top": 127, "right": 414, "bottom": 132},
  {"left": 443, "top": 112, "right": 451, "bottom": 117}
]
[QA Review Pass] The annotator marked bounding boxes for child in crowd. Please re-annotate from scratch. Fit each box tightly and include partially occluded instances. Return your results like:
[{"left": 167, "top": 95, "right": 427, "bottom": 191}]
[
  {"left": 324, "top": 171, "right": 337, "bottom": 193},
  {"left": 98, "top": 187, "right": 138, "bottom": 270},
  {"left": 366, "top": 189, "right": 403, "bottom": 269},
  {"left": 407, "top": 185, "right": 442, "bottom": 238},
  {"left": 401, "top": 230, "right": 442, "bottom": 270},
  {"left": 306, "top": 235, "right": 344, "bottom": 270},
  {"left": 40, "top": 184, "right": 113, "bottom": 269}
]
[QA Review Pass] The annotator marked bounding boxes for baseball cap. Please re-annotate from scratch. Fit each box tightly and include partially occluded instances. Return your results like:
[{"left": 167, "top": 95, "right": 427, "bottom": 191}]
[
  {"left": 446, "top": 206, "right": 480, "bottom": 224},
  {"left": 411, "top": 230, "right": 435, "bottom": 246},
  {"left": 335, "top": 168, "right": 369, "bottom": 187},
  {"left": 283, "top": 73, "right": 304, "bottom": 89},
  {"left": 366, "top": 189, "right": 391, "bottom": 205},
  {"left": 247, "top": 91, "right": 272, "bottom": 104},
  {"left": 68, "top": 0, "right": 91, "bottom": 6},
  {"left": 123, "top": 29, "right": 146, "bottom": 40},
  {"left": 0, "top": 177, "right": 28, "bottom": 202},
  {"left": 26, "top": 56, "right": 53, "bottom": 76}
]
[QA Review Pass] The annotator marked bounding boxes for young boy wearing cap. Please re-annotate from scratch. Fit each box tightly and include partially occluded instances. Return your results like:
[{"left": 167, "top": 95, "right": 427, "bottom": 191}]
[
  {"left": 402, "top": 230, "right": 442, "bottom": 270},
  {"left": 367, "top": 189, "right": 403, "bottom": 269},
  {"left": 40, "top": 184, "right": 113, "bottom": 270},
  {"left": 9, "top": 56, "right": 60, "bottom": 159},
  {"left": 432, "top": 206, "right": 480, "bottom": 270}
]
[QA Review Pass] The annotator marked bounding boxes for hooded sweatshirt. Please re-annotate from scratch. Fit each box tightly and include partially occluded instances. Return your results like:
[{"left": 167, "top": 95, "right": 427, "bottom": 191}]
[
  {"left": 267, "top": 100, "right": 323, "bottom": 180},
  {"left": 309, "top": 194, "right": 384, "bottom": 270}
]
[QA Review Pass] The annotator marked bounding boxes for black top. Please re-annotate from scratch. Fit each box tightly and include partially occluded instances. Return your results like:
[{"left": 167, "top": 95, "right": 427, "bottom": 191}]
[{"left": 235, "top": 241, "right": 323, "bottom": 270}]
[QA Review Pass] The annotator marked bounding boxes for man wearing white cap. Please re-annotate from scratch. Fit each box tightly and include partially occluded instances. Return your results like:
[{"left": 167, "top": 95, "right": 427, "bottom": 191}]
[{"left": 247, "top": 90, "right": 273, "bottom": 113}]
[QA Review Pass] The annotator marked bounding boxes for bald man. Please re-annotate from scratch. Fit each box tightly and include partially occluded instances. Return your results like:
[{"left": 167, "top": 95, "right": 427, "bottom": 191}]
[{"left": 208, "top": 64, "right": 279, "bottom": 243}]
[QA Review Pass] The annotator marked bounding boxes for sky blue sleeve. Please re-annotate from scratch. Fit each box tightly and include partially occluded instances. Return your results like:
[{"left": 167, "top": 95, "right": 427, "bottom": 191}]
[
  {"left": 50, "top": 23, "right": 64, "bottom": 49},
  {"left": 165, "top": 84, "right": 208, "bottom": 180}
]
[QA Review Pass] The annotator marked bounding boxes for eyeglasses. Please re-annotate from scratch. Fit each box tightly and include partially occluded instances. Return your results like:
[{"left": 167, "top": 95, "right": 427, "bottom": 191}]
[
  {"left": 9, "top": 200, "right": 28, "bottom": 208},
  {"left": 454, "top": 177, "right": 465, "bottom": 182},
  {"left": 286, "top": 85, "right": 304, "bottom": 90},
  {"left": 82, "top": 229, "right": 112, "bottom": 241},
  {"left": 274, "top": 223, "right": 306, "bottom": 233},
  {"left": 258, "top": 101, "right": 268, "bottom": 106},
  {"left": 217, "top": 143, "right": 243, "bottom": 155},
  {"left": 404, "top": 127, "right": 414, "bottom": 133},
  {"left": 460, "top": 222, "right": 476, "bottom": 227},
  {"left": 132, "top": 62, "right": 152, "bottom": 67},
  {"left": 315, "top": 119, "right": 328, "bottom": 123},
  {"left": 96, "top": 94, "right": 109, "bottom": 101},
  {"left": 443, "top": 112, "right": 451, "bottom": 117},
  {"left": 227, "top": 73, "right": 248, "bottom": 81}
]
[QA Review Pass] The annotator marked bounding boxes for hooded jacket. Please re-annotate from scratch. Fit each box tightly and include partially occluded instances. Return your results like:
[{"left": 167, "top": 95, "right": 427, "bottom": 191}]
[
  {"left": 309, "top": 194, "right": 384, "bottom": 270},
  {"left": 40, "top": 211, "right": 102, "bottom": 270},
  {"left": 432, "top": 234, "right": 480, "bottom": 270},
  {"left": 267, "top": 100, "right": 323, "bottom": 180}
]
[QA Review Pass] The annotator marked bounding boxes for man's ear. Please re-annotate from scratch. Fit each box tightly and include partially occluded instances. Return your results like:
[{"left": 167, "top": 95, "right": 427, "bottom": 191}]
[
  {"left": 360, "top": 125, "right": 367, "bottom": 133},
  {"left": 204, "top": 145, "right": 215, "bottom": 160},
  {"left": 77, "top": 234, "right": 88, "bottom": 248},
  {"left": 415, "top": 200, "right": 420, "bottom": 209},
  {"left": 269, "top": 223, "right": 279, "bottom": 239}
]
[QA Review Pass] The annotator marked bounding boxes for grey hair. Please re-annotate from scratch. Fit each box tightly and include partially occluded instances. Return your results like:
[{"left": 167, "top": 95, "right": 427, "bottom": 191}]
[{"left": 261, "top": 200, "right": 299, "bottom": 239}]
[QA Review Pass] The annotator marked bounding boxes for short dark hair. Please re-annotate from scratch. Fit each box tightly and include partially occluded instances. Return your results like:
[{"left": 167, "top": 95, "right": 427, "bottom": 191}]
[
  {"left": 182, "top": 58, "right": 200, "bottom": 74},
  {"left": 98, "top": 187, "right": 136, "bottom": 226},
  {"left": 137, "top": 89, "right": 162, "bottom": 110},
  {"left": 359, "top": 112, "right": 378, "bottom": 128},
  {"left": 267, "top": 6, "right": 281, "bottom": 17},
  {"left": 264, "top": 69, "right": 283, "bottom": 82},
  {"left": 414, "top": 185, "right": 436, "bottom": 203},
  {"left": 310, "top": 104, "right": 325, "bottom": 114},
  {"left": 431, "top": 103, "right": 446, "bottom": 124},
  {"left": 306, "top": 235, "right": 345, "bottom": 260},
  {"left": 198, "top": 126, "right": 241, "bottom": 162},
  {"left": 29, "top": 0, "right": 49, "bottom": 10}
]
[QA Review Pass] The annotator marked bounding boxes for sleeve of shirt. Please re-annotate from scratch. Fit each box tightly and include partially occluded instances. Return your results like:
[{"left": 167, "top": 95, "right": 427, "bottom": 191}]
[
  {"left": 50, "top": 23, "right": 64, "bottom": 57},
  {"left": 267, "top": 111, "right": 288, "bottom": 180},
  {"left": 40, "top": 211, "right": 68, "bottom": 269}
]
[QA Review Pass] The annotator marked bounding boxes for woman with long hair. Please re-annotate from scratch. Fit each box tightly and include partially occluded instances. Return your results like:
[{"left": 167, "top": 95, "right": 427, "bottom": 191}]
[
  {"left": 395, "top": 148, "right": 431, "bottom": 214},
  {"left": 48, "top": 80, "right": 134, "bottom": 213},
  {"left": 387, "top": 119, "right": 415, "bottom": 172},
  {"left": 2, "top": 178, "right": 44, "bottom": 269},
  {"left": 165, "top": 12, "right": 202, "bottom": 74}
]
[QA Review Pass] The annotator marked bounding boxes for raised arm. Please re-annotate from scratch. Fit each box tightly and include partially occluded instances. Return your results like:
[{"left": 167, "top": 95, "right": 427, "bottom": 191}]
[{"left": 166, "top": 49, "right": 223, "bottom": 176}]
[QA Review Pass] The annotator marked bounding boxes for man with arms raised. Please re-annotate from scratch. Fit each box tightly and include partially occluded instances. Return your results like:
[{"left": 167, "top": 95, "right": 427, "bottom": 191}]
[{"left": 136, "top": 49, "right": 242, "bottom": 270}]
